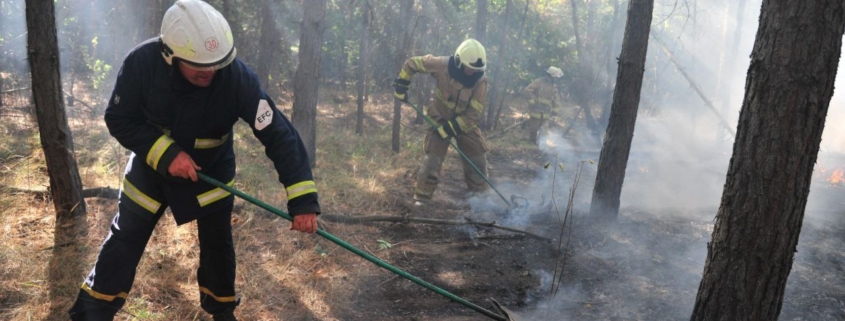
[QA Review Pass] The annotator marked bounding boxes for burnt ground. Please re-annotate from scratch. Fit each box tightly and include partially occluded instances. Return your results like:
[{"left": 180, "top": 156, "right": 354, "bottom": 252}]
[{"left": 327, "top": 129, "right": 845, "bottom": 321}]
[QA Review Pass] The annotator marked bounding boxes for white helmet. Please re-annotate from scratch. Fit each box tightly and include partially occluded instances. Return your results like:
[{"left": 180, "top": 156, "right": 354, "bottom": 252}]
[
  {"left": 454, "top": 39, "right": 487, "bottom": 71},
  {"left": 547, "top": 66, "right": 563, "bottom": 78},
  {"left": 160, "top": 0, "right": 236, "bottom": 71}
]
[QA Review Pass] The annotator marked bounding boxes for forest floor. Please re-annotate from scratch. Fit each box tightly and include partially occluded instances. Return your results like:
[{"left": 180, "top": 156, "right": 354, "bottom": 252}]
[{"left": 1, "top": 90, "right": 844, "bottom": 321}]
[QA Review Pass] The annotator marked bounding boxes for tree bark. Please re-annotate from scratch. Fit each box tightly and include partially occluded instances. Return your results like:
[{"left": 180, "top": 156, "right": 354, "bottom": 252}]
[
  {"left": 691, "top": 1, "right": 845, "bottom": 320},
  {"left": 292, "top": 0, "right": 327, "bottom": 166},
  {"left": 355, "top": 0, "right": 372, "bottom": 135},
  {"left": 589, "top": 0, "right": 653, "bottom": 220},
  {"left": 25, "top": 0, "right": 86, "bottom": 218}
]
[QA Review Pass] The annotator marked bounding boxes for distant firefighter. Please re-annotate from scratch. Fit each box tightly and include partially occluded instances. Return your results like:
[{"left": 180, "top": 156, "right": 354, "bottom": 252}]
[
  {"left": 522, "top": 66, "right": 564, "bottom": 145},
  {"left": 392, "top": 39, "right": 490, "bottom": 206}
]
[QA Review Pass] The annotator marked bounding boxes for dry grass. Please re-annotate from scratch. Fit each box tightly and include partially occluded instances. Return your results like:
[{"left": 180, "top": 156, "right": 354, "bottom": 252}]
[{"left": 0, "top": 89, "right": 470, "bottom": 320}]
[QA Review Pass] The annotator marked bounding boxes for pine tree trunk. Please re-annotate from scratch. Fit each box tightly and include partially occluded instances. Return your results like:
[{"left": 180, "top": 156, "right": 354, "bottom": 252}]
[
  {"left": 292, "top": 0, "right": 327, "bottom": 166},
  {"left": 691, "top": 1, "right": 845, "bottom": 320},
  {"left": 257, "top": 0, "right": 281, "bottom": 94},
  {"left": 589, "top": 0, "right": 654, "bottom": 220},
  {"left": 391, "top": 0, "right": 415, "bottom": 153},
  {"left": 355, "top": 1, "right": 371, "bottom": 135},
  {"left": 25, "top": 0, "right": 86, "bottom": 218}
]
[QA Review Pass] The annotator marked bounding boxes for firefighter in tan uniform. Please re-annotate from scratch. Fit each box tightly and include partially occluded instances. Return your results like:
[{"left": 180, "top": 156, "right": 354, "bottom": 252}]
[
  {"left": 522, "top": 66, "right": 564, "bottom": 145},
  {"left": 392, "top": 39, "right": 489, "bottom": 206}
]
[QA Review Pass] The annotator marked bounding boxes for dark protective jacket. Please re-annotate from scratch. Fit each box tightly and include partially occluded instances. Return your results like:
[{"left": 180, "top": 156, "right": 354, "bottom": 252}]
[{"left": 105, "top": 38, "right": 320, "bottom": 224}]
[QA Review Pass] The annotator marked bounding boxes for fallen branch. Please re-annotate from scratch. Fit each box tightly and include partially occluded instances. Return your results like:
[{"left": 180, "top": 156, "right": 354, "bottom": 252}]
[
  {"left": 1, "top": 87, "right": 30, "bottom": 94},
  {"left": 651, "top": 32, "right": 736, "bottom": 137},
  {"left": 319, "top": 214, "right": 552, "bottom": 242},
  {"left": 485, "top": 119, "right": 528, "bottom": 140},
  {"left": 1, "top": 185, "right": 119, "bottom": 200}
]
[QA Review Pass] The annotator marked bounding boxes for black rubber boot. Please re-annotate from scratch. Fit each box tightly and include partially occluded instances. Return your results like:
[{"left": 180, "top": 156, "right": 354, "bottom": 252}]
[{"left": 212, "top": 307, "right": 237, "bottom": 321}]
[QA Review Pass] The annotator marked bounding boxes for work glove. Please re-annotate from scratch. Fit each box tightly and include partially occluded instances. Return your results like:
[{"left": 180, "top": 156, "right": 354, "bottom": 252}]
[
  {"left": 436, "top": 118, "right": 462, "bottom": 140},
  {"left": 393, "top": 78, "right": 410, "bottom": 102}
]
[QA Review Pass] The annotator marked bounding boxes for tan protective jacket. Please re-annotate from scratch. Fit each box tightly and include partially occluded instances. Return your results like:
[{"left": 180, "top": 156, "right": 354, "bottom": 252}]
[
  {"left": 398, "top": 55, "right": 488, "bottom": 134},
  {"left": 522, "top": 76, "right": 560, "bottom": 117}
]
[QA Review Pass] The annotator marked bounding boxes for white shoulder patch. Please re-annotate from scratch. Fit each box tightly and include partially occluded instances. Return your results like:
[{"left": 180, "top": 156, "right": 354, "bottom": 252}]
[{"left": 255, "top": 99, "right": 273, "bottom": 131}]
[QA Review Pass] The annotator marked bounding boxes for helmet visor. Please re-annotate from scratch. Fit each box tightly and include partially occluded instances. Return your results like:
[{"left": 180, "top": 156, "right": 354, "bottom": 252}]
[
  {"left": 180, "top": 47, "right": 237, "bottom": 71},
  {"left": 466, "top": 58, "right": 485, "bottom": 70}
]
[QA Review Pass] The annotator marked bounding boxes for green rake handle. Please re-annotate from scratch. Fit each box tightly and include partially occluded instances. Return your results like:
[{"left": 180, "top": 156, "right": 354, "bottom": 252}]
[{"left": 197, "top": 173, "right": 507, "bottom": 321}]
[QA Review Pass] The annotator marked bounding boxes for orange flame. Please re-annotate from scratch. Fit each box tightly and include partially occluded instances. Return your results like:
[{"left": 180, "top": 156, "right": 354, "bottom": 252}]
[{"left": 830, "top": 169, "right": 844, "bottom": 185}]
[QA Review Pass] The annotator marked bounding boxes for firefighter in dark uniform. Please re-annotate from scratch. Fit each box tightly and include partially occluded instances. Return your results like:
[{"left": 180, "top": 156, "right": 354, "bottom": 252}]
[
  {"left": 68, "top": 1, "right": 319, "bottom": 320},
  {"left": 392, "top": 39, "right": 490, "bottom": 206}
]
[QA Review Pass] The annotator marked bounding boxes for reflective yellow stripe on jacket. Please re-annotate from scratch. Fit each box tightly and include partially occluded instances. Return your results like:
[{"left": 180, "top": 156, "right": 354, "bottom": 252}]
[
  {"left": 197, "top": 179, "right": 235, "bottom": 207},
  {"left": 194, "top": 134, "right": 229, "bottom": 149},
  {"left": 146, "top": 135, "right": 175, "bottom": 171},
  {"left": 286, "top": 180, "right": 317, "bottom": 201}
]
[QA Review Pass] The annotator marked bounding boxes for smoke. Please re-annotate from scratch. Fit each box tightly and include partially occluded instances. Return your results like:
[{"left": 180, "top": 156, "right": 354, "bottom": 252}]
[
  {"left": 465, "top": 1, "right": 845, "bottom": 320},
  {"left": 1, "top": 0, "right": 29, "bottom": 76}
]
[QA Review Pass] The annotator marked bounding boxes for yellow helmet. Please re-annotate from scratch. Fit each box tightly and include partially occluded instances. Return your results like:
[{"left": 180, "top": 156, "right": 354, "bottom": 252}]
[
  {"left": 547, "top": 66, "right": 563, "bottom": 78},
  {"left": 454, "top": 39, "right": 487, "bottom": 71}
]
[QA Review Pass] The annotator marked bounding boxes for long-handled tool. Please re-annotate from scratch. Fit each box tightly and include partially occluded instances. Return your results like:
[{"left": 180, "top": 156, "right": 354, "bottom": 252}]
[
  {"left": 402, "top": 100, "right": 512, "bottom": 207},
  {"left": 197, "top": 173, "right": 513, "bottom": 321}
]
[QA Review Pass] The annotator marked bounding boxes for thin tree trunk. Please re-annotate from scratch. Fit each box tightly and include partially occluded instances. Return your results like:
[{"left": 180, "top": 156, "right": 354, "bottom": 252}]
[
  {"left": 391, "top": 0, "right": 415, "bottom": 153},
  {"left": 571, "top": 0, "right": 583, "bottom": 57},
  {"left": 492, "top": 0, "right": 531, "bottom": 129},
  {"left": 292, "top": 0, "right": 327, "bottom": 166},
  {"left": 355, "top": 1, "right": 371, "bottom": 135},
  {"left": 484, "top": 0, "right": 512, "bottom": 129},
  {"left": 474, "top": 0, "right": 488, "bottom": 43},
  {"left": 27, "top": 3, "right": 90, "bottom": 318},
  {"left": 691, "top": 1, "right": 845, "bottom": 320},
  {"left": 257, "top": 0, "right": 281, "bottom": 93},
  {"left": 25, "top": 0, "right": 86, "bottom": 218},
  {"left": 221, "top": 0, "right": 242, "bottom": 55},
  {"left": 600, "top": 0, "right": 622, "bottom": 129},
  {"left": 589, "top": 0, "right": 653, "bottom": 220},
  {"left": 569, "top": 0, "right": 600, "bottom": 138}
]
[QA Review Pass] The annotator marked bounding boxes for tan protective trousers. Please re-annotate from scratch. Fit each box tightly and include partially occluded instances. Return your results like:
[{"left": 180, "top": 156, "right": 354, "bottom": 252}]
[
  {"left": 414, "top": 128, "right": 489, "bottom": 201},
  {"left": 526, "top": 115, "right": 547, "bottom": 145}
]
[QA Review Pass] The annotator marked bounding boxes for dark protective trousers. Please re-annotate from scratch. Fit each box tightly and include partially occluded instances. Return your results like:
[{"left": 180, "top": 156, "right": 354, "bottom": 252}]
[{"left": 68, "top": 200, "right": 238, "bottom": 320}]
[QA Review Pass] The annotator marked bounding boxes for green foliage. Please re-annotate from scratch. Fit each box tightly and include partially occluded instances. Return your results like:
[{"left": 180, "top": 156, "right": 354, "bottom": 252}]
[
  {"left": 314, "top": 244, "right": 329, "bottom": 256},
  {"left": 377, "top": 239, "right": 393, "bottom": 250}
]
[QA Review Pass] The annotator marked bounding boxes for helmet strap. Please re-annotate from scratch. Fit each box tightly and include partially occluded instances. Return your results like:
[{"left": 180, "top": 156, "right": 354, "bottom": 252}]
[{"left": 159, "top": 38, "right": 174, "bottom": 58}]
